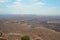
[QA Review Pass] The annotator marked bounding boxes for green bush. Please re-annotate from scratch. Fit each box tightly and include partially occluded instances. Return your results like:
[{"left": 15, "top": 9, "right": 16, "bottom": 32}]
[{"left": 21, "top": 36, "right": 30, "bottom": 40}]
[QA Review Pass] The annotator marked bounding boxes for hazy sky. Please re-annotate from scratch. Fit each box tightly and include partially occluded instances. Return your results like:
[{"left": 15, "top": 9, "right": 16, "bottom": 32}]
[{"left": 0, "top": 0, "right": 60, "bottom": 15}]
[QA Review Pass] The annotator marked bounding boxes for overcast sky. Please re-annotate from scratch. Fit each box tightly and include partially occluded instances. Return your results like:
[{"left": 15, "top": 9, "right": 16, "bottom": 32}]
[{"left": 0, "top": 0, "right": 60, "bottom": 15}]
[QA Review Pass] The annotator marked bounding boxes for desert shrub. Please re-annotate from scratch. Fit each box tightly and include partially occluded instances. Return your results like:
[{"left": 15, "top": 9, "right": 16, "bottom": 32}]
[
  {"left": 0, "top": 32, "right": 3, "bottom": 37},
  {"left": 21, "top": 36, "right": 30, "bottom": 40}
]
